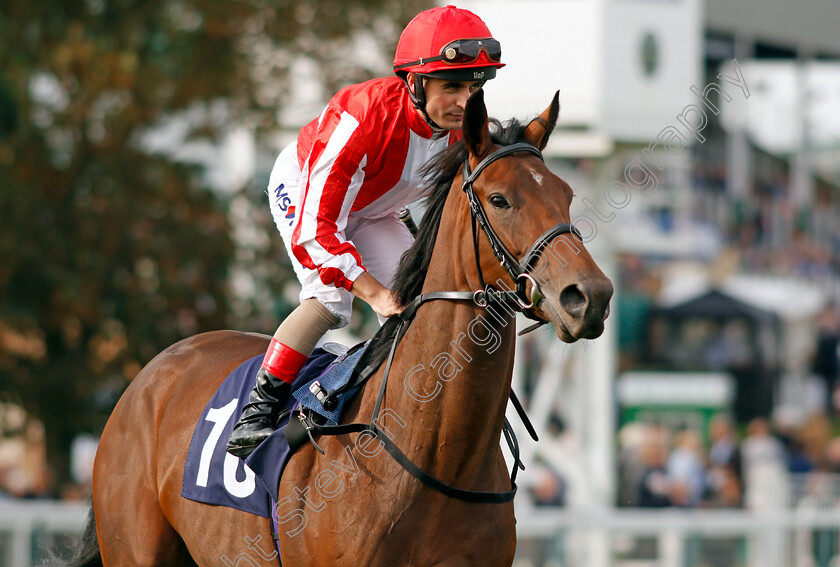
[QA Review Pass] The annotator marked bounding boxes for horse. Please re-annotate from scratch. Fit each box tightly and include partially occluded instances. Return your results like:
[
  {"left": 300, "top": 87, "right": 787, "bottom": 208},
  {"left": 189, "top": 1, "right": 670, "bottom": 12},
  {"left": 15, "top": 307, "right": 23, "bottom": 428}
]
[{"left": 50, "top": 89, "right": 612, "bottom": 567}]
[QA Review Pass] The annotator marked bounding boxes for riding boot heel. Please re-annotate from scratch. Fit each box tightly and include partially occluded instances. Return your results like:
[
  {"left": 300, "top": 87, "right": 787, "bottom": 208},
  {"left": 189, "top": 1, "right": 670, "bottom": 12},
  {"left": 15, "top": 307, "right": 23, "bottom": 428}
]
[{"left": 226, "top": 368, "right": 291, "bottom": 458}]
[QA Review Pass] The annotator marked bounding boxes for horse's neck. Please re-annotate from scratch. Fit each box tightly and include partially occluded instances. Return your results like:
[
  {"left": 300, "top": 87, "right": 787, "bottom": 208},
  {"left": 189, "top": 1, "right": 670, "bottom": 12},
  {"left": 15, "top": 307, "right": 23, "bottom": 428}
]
[{"left": 379, "top": 260, "right": 518, "bottom": 482}]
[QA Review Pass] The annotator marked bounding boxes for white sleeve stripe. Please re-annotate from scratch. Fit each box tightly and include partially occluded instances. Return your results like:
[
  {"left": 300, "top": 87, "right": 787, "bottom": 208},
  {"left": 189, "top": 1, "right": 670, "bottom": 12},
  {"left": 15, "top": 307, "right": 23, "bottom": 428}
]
[
  {"left": 316, "top": 105, "right": 328, "bottom": 127},
  {"left": 337, "top": 154, "right": 367, "bottom": 224},
  {"left": 298, "top": 111, "right": 365, "bottom": 269}
]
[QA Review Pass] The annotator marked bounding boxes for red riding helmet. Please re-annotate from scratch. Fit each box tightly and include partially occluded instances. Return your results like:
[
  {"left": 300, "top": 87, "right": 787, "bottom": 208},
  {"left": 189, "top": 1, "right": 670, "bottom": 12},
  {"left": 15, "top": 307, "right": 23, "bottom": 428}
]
[{"left": 393, "top": 5, "right": 505, "bottom": 82}]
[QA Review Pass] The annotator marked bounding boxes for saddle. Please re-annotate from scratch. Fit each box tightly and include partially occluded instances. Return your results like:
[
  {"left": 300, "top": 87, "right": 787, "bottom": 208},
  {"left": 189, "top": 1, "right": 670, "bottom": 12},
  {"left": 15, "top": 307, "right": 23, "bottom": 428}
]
[{"left": 180, "top": 341, "right": 371, "bottom": 517}]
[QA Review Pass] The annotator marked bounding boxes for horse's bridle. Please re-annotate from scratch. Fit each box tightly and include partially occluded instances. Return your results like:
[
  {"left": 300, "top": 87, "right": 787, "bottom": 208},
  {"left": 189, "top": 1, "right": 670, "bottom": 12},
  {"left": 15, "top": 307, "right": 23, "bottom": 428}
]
[
  {"left": 293, "top": 142, "right": 582, "bottom": 504},
  {"left": 461, "top": 142, "right": 582, "bottom": 322}
]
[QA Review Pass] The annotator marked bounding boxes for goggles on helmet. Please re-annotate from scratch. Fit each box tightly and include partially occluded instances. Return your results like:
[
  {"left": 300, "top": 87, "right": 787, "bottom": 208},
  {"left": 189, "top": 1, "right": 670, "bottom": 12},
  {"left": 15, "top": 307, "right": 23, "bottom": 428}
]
[{"left": 394, "top": 38, "right": 502, "bottom": 71}]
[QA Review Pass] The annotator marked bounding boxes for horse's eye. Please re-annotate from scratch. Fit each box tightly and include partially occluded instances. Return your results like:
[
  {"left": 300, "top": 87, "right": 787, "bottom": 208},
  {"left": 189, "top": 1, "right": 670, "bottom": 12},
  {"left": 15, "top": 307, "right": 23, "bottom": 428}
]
[{"left": 489, "top": 194, "right": 510, "bottom": 209}]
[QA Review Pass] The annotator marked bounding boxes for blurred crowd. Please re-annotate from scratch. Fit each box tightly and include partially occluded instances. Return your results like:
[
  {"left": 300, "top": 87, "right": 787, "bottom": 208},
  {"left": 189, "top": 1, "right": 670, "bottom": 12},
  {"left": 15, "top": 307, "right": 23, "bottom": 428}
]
[
  {"left": 692, "top": 158, "right": 840, "bottom": 280},
  {"left": 617, "top": 411, "right": 840, "bottom": 510},
  {"left": 606, "top": 145, "right": 840, "bottom": 511}
]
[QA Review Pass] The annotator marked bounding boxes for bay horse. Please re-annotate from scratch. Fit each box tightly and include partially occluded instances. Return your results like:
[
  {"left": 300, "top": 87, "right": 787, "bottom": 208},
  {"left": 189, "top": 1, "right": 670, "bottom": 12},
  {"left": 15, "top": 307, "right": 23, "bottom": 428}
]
[{"left": 50, "top": 90, "right": 612, "bottom": 567}]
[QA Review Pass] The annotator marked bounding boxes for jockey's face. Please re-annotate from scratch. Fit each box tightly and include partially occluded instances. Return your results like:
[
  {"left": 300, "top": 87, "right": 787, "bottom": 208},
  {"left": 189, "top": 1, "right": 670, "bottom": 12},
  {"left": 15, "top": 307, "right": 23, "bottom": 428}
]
[{"left": 412, "top": 74, "right": 485, "bottom": 130}]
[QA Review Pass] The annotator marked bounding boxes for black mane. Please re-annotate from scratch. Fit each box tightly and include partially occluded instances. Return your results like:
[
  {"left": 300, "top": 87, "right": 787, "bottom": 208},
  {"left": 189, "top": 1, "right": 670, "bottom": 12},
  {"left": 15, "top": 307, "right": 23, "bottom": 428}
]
[
  {"left": 391, "top": 117, "right": 530, "bottom": 306},
  {"left": 355, "top": 117, "right": 530, "bottom": 375}
]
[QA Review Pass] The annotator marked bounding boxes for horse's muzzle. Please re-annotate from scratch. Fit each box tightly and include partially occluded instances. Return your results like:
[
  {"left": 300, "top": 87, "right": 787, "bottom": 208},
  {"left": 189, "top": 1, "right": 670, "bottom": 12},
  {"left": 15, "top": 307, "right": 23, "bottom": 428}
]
[{"left": 557, "top": 276, "right": 614, "bottom": 340}]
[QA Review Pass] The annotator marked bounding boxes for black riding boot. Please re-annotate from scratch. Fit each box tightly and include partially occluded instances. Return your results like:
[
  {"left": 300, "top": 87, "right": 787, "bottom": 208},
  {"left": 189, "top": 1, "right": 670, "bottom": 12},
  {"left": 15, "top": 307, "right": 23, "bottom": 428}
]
[{"left": 226, "top": 368, "right": 291, "bottom": 458}]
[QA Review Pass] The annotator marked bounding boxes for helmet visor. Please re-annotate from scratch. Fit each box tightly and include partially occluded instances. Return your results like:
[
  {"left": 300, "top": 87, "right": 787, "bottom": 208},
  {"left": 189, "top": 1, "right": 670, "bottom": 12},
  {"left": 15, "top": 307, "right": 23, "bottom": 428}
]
[{"left": 420, "top": 67, "right": 497, "bottom": 81}]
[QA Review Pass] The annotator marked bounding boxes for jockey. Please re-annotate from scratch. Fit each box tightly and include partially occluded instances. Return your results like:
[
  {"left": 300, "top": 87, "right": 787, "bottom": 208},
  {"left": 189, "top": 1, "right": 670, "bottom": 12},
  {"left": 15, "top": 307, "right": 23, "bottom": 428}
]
[{"left": 227, "top": 5, "right": 505, "bottom": 458}]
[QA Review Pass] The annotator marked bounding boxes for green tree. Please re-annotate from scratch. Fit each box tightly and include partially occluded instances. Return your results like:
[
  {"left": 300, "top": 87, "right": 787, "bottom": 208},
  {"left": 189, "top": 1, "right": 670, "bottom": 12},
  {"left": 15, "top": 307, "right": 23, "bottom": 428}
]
[{"left": 0, "top": 0, "right": 429, "bottom": 492}]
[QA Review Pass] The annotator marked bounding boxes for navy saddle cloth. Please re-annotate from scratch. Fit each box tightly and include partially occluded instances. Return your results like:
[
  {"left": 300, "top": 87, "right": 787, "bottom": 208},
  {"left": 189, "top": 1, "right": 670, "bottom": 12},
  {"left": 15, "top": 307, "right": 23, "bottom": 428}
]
[{"left": 181, "top": 342, "right": 368, "bottom": 517}]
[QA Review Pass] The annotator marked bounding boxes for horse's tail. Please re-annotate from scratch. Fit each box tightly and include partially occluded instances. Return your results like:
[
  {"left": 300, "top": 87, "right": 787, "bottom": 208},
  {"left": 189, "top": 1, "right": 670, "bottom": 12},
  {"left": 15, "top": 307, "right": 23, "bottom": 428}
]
[{"left": 39, "top": 505, "right": 102, "bottom": 567}]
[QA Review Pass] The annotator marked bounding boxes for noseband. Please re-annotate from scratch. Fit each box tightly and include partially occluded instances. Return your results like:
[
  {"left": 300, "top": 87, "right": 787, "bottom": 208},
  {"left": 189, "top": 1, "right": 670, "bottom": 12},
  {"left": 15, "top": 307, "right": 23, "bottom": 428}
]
[{"left": 461, "top": 142, "right": 582, "bottom": 321}]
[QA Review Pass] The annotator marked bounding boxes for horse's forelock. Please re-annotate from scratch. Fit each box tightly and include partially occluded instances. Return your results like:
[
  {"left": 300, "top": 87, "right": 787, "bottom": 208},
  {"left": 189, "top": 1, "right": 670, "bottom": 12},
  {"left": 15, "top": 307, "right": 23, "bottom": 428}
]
[{"left": 489, "top": 117, "right": 528, "bottom": 147}]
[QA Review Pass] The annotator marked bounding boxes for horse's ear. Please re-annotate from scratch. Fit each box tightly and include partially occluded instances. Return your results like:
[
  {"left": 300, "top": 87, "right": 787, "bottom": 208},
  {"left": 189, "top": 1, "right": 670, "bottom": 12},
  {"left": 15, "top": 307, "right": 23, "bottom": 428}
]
[
  {"left": 523, "top": 91, "right": 560, "bottom": 151},
  {"left": 462, "top": 88, "right": 492, "bottom": 158}
]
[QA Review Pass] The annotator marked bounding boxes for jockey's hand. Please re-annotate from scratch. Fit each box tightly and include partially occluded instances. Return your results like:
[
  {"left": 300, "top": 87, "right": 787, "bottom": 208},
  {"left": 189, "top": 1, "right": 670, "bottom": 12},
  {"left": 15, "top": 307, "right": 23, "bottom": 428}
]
[{"left": 350, "top": 272, "right": 403, "bottom": 319}]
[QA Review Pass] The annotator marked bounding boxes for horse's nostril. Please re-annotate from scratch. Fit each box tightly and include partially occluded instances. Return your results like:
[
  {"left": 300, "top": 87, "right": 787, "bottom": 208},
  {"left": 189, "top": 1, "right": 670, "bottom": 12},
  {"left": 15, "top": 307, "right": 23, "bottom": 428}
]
[{"left": 560, "top": 285, "right": 587, "bottom": 317}]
